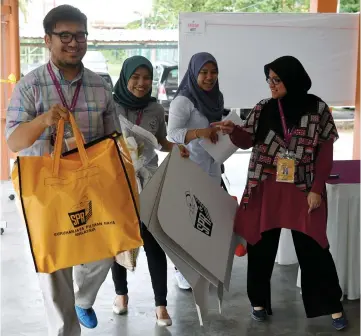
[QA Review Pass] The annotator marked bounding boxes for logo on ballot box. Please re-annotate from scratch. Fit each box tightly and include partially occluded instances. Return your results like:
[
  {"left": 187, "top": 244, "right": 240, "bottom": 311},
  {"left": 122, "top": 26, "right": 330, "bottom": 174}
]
[
  {"left": 185, "top": 191, "right": 213, "bottom": 237},
  {"left": 68, "top": 197, "right": 93, "bottom": 227}
]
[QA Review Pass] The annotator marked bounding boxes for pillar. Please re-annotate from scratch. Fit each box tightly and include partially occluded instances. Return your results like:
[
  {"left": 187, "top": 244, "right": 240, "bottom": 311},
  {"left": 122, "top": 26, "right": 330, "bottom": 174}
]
[
  {"left": 1, "top": 1, "right": 11, "bottom": 181},
  {"left": 9, "top": 0, "right": 20, "bottom": 82},
  {"left": 0, "top": 0, "right": 19, "bottom": 181}
]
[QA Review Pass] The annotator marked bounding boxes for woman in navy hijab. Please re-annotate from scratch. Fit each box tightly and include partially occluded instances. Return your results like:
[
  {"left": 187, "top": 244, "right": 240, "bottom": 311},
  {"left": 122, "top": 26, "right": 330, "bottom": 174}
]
[{"left": 167, "top": 52, "right": 225, "bottom": 289}]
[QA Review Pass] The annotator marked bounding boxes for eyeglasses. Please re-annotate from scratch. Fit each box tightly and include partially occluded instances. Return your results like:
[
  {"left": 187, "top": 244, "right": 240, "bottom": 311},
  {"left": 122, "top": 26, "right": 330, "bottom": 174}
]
[
  {"left": 266, "top": 77, "right": 282, "bottom": 85},
  {"left": 51, "top": 31, "right": 88, "bottom": 43}
]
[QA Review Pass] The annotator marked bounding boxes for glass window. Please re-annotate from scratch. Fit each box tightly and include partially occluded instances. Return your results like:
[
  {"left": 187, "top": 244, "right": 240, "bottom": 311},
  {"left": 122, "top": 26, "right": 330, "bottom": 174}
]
[{"left": 166, "top": 68, "right": 178, "bottom": 85}]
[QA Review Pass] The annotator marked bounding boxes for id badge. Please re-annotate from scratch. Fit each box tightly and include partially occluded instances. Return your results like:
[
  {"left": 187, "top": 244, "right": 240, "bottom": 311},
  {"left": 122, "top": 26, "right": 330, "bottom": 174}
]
[{"left": 276, "top": 154, "right": 295, "bottom": 183}]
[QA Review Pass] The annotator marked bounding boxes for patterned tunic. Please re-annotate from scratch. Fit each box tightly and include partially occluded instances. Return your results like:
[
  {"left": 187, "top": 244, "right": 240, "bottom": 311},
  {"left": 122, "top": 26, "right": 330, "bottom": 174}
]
[
  {"left": 237, "top": 98, "right": 338, "bottom": 204},
  {"left": 230, "top": 97, "right": 338, "bottom": 248}
]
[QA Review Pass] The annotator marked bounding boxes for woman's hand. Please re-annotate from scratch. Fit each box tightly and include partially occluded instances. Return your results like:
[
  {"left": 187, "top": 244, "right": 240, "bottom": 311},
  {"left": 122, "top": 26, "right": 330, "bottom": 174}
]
[
  {"left": 178, "top": 145, "right": 189, "bottom": 158},
  {"left": 307, "top": 192, "right": 322, "bottom": 214},
  {"left": 210, "top": 120, "right": 235, "bottom": 135},
  {"left": 198, "top": 127, "right": 219, "bottom": 144}
]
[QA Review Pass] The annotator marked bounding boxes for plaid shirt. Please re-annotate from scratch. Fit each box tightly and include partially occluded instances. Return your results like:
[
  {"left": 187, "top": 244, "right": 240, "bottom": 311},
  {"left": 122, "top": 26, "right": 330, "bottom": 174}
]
[{"left": 6, "top": 61, "right": 118, "bottom": 156}]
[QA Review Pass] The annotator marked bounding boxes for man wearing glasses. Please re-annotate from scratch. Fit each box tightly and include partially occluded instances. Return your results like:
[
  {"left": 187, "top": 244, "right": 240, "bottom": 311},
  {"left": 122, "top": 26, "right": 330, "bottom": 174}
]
[{"left": 6, "top": 5, "right": 117, "bottom": 335}]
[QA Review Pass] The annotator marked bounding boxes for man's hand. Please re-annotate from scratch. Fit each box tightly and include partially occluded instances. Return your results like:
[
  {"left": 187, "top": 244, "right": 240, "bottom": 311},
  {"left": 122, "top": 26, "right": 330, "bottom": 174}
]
[
  {"left": 7, "top": 104, "right": 69, "bottom": 153},
  {"left": 41, "top": 104, "right": 69, "bottom": 127},
  {"left": 211, "top": 120, "right": 235, "bottom": 135},
  {"left": 307, "top": 192, "right": 322, "bottom": 214},
  {"left": 178, "top": 145, "right": 189, "bottom": 158}
]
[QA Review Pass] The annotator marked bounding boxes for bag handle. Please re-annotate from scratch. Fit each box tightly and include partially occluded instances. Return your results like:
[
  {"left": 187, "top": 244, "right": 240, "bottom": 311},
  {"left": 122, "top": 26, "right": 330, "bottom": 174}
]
[{"left": 52, "top": 113, "right": 89, "bottom": 177}]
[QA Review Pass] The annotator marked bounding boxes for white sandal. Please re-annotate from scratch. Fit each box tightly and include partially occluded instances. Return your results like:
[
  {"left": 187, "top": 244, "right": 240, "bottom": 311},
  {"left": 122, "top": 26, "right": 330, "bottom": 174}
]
[
  {"left": 156, "top": 310, "right": 172, "bottom": 327},
  {"left": 112, "top": 295, "right": 128, "bottom": 315}
]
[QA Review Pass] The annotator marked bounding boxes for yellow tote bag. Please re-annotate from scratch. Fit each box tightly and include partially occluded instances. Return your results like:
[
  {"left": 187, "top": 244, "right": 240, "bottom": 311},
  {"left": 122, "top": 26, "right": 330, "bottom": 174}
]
[{"left": 11, "top": 114, "right": 143, "bottom": 273}]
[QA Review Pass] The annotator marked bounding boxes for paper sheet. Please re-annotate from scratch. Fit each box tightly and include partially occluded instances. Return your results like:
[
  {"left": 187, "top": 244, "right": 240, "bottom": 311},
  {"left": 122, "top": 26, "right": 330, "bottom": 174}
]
[{"left": 200, "top": 110, "right": 244, "bottom": 163}]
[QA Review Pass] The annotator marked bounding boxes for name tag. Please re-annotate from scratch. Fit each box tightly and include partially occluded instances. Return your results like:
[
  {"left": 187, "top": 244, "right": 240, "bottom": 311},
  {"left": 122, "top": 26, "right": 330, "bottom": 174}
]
[{"left": 276, "top": 157, "right": 295, "bottom": 183}]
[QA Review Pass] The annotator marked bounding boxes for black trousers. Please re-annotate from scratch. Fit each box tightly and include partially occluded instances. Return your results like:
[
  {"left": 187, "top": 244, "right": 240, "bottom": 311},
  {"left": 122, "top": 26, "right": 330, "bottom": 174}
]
[
  {"left": 111, "top": 224, "right": 167, "bottom": 307},
  {"left": 247, "top": 228, "right": 343, "bottom": 318}
]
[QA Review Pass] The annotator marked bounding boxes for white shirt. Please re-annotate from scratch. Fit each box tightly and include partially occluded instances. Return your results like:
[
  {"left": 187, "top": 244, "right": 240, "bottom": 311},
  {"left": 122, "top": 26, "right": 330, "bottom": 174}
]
[{"left": 167, "top": 96, "right": 221, "bottom": 180}]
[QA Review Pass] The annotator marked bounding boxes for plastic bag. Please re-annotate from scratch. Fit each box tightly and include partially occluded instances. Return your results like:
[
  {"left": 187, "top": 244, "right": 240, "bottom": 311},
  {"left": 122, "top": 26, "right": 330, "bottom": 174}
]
[
  {"left": 118, "top": 114, "right": 161, "bottom": 172},
  {"left": 117, "top": 114, "right": 161, "bottom": 193},
  {"left": 115, "top": 247, "right": 140, "bottom": 272}
]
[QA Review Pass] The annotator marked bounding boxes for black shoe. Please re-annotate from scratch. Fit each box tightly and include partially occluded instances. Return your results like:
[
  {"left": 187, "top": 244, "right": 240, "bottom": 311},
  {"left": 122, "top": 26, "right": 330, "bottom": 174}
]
[
  {"left": 251, "top": 307, "right": 267, "bottom": 322},
  {"left": 332, "top": 312, "right": 348, "bottom": 331}
]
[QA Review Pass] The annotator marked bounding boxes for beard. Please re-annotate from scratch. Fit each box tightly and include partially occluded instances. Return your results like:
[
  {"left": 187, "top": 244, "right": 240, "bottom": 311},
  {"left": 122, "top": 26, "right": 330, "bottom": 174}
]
[
  {"left": 57, "top": 56, "right": 83, "bottom": 68},
  {"left": 54, "top": 50, "right": 85, "bottom": 69},
  {"left": 60, "top": 60, "right": 81, "bottom": 68}
]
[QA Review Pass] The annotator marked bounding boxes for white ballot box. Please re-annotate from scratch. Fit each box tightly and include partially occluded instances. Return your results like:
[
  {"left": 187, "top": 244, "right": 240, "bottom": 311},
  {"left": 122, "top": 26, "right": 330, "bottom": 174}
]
[{"left": 140, "top": 146, "right": 244, "bottom": 325}]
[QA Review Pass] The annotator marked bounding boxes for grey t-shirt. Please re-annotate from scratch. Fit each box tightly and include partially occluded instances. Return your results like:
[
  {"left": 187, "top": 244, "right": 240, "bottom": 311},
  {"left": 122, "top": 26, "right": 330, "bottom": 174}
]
[{"left": 115, "top": 101, "right": 167, "bottom": 169}]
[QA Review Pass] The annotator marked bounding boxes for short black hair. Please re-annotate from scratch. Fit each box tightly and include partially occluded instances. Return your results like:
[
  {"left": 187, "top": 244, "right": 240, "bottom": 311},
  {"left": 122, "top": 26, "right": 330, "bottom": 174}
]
[{"left": 43, "top": 5, "right": 87, "bottom": 35}]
